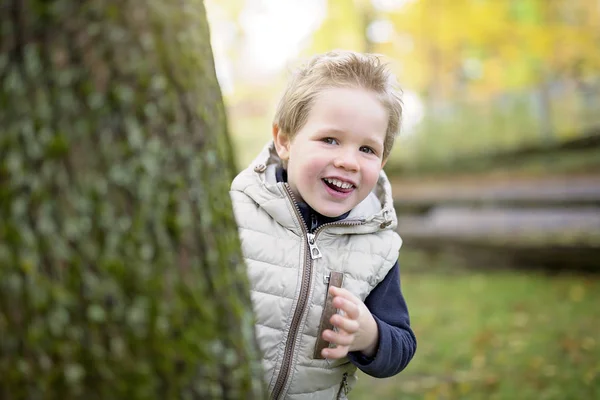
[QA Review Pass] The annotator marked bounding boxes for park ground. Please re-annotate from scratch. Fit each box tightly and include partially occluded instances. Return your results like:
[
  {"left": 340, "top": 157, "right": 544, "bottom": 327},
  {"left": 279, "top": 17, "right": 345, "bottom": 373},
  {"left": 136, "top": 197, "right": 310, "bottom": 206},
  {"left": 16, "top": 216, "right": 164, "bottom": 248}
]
[
  {"left": 352, "top": 145, "right": 600, "bottom": 399},
  {"left": 352, "top": 249, "right": 600, "bottom": 400}
]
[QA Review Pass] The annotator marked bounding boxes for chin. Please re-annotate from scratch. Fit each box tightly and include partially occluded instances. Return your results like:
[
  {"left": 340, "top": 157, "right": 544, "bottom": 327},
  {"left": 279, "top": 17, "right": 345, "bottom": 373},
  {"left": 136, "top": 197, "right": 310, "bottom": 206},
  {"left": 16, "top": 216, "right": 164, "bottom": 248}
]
[{"left": 317, "top": 206, "right": 353, "bottom": 218}]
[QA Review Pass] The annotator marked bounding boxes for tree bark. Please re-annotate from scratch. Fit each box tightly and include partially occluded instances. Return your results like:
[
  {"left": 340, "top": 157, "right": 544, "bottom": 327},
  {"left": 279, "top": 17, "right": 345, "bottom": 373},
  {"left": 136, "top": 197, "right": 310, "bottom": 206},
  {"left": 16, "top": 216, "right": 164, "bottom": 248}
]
[{"left": 0, "top": 0, "right": 264, "bottom": 398}]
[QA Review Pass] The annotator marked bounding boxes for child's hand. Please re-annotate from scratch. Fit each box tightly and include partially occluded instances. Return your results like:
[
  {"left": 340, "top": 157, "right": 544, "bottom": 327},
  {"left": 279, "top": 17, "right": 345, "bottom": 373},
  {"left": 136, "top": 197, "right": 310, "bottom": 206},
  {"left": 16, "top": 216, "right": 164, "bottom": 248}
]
[{"left": 321, "top": 286, "right": 379, "bottom": 359}]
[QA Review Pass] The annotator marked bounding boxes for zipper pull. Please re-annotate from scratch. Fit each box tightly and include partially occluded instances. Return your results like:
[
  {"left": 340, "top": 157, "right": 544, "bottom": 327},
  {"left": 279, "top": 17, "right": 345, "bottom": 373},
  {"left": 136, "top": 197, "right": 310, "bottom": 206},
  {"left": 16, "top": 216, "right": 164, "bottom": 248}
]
[{"left": 307, "top": 233, "right": 322, "bottom": 259}]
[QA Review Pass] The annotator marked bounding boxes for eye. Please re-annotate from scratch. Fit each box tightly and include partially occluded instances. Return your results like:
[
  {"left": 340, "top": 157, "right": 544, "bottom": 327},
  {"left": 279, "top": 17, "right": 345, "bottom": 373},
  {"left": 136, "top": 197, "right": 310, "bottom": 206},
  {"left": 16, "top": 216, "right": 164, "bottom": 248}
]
[
  {"left": 323, "top": 137, "right": 339, "bottom": 145},
  {"left": 360, "top": 146, "right": 376, "bottom": 155}
]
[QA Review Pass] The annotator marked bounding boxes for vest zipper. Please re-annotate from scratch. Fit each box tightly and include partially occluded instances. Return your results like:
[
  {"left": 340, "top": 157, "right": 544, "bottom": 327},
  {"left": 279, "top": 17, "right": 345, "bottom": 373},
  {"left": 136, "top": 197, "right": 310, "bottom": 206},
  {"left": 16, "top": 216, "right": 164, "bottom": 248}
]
[
  {"left": 337, "top": 372, "right": 349, "bottom": 399},
  {"left": 307, "top": 217, "right": 365, "bottom": 262},
  {"left": 271, "top": 184, "right": 364, "bottom": 399},
  {"left": 270, "top": 185, "right": 313, "bottom": 400}
]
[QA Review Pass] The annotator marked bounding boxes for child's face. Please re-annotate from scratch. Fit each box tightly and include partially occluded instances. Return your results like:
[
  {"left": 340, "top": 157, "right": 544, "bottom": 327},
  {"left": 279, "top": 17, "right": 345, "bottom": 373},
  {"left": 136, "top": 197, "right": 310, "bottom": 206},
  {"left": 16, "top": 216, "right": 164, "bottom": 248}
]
[{"left": 274, "top": 87, "right": 388, "bottom": 218}]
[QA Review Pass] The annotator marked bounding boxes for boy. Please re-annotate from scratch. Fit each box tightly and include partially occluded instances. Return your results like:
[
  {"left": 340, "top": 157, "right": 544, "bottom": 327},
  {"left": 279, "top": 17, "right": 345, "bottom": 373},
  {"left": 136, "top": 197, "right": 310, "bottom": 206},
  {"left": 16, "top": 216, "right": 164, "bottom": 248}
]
[{"left": 230, "top": 50, "right": 416, "bottom": 399}]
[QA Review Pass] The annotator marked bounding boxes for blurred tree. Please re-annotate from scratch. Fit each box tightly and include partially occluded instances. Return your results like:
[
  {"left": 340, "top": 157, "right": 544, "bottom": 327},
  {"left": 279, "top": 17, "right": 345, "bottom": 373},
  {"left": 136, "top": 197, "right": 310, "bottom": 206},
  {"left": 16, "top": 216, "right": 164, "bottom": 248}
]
[
  {"left": 0, "top": 0, "right": 264, "bottom": 398},
  {"left": 366, "top": 0, "right": 600, "bottom": 99},
  {"left": 311, "top": 0, "right": 370, "bottom": 53}
]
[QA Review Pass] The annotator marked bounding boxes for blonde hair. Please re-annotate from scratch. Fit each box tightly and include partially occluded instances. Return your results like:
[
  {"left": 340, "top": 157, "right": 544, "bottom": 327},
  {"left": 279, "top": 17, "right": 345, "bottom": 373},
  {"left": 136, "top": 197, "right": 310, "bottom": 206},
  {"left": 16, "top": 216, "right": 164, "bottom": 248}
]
[{"left": 273, "top": 50, "right": 403, "bottom": 160}]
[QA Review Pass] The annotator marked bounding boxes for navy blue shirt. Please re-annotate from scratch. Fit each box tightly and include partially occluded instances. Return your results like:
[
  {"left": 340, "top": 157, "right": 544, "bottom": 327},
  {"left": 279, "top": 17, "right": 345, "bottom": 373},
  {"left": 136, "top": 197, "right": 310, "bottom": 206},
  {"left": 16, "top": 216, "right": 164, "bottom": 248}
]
[{"left": 276, "top": 168, "right": 416, "bottom": 378}]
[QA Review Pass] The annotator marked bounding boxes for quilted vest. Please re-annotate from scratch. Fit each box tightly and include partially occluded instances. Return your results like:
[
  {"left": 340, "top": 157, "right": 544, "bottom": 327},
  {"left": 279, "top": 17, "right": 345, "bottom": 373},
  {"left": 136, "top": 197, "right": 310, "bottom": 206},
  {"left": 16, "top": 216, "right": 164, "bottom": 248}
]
[{"left": 230, "top": 143, "right": 402, "bottom": 399}]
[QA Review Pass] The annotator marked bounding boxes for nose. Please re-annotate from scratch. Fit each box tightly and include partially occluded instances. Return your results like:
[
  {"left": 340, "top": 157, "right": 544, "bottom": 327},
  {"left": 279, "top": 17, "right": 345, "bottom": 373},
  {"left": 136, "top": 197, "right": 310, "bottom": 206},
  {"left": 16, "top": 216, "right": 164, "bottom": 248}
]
[{"left": 333, "top": 148, "right": 359, "bottom": 172}]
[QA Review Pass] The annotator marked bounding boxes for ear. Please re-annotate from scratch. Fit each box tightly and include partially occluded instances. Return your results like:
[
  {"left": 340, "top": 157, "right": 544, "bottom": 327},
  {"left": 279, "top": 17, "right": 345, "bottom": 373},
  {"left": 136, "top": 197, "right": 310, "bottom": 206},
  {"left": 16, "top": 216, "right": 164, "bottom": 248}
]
[
  {"left": 381, "top": 157, "right": 387, "bottom": 169},
  {"left": 273, "top": 124, "right": 291, "bottom": 161}
]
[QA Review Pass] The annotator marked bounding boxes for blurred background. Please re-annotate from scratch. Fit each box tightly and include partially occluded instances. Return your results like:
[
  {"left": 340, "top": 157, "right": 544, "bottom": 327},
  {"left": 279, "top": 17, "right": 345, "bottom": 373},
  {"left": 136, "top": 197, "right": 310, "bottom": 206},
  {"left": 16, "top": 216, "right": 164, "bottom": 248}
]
[{"left": 205, "top": 0, "right": 600, "bottom": 398}]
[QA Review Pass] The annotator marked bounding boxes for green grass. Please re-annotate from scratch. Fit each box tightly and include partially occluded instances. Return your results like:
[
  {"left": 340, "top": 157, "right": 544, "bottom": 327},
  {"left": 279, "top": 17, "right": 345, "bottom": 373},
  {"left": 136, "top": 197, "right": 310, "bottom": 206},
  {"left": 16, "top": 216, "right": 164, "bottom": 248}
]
[{"left": 351, "top": 250, "right": 600, "bottom": 400}]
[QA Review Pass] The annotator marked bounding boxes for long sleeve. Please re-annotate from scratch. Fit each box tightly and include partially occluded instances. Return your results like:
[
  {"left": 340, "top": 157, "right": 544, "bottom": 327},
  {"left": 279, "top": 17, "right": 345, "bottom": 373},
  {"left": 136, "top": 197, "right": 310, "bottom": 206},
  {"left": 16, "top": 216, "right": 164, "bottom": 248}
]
[{"left": 347, "top": 261, "right": 417, "bottom": 378}]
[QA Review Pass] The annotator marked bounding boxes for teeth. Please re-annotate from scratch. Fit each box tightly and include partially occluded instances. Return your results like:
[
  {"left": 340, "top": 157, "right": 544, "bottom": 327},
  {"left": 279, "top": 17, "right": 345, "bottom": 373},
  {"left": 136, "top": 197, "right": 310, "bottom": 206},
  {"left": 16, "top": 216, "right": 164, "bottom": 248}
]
[{"left": 325, "top": 178, "right": 354, "bottom": 189}]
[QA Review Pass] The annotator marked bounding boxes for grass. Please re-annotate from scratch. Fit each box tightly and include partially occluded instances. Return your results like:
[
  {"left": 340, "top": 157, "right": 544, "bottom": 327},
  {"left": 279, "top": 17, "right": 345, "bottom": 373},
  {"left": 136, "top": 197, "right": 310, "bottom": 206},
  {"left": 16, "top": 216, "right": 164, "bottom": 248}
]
[{"left": 351, "top": 250, "right": 600, "bottom": 400}]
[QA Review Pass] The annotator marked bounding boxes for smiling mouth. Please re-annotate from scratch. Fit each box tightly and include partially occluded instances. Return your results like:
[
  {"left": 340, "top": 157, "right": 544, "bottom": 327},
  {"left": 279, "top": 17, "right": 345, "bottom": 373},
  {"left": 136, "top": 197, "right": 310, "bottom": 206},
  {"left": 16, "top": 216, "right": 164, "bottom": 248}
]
[{"left": 323, "top": 178, "right": 355, "bottom": 193}]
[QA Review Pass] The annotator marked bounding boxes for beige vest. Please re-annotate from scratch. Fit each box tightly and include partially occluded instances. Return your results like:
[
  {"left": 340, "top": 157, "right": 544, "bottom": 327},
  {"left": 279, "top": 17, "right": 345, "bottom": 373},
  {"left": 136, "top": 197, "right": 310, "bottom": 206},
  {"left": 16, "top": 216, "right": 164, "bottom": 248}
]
[{"left": 230, "top": 143, "right": 402, "bottom": 399}]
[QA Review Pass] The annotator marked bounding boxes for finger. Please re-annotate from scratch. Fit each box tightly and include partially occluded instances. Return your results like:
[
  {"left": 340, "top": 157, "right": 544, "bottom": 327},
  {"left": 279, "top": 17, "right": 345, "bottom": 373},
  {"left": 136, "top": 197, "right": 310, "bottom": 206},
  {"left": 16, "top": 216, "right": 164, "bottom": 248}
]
[
  {"left": 332, "top": 296, "right": 361, "bottom": 321},
  {"left": 328, "top": 286, "right": 360, "bottom": 304},
  {"left": 322, "top": 328, "right": 355, "bottom": 347},
  {"left": 322, "top": 344, "right": 349, "bottom": 360},
  {"left": 330, "top": 314, "right": 359, "bottom": 333}
]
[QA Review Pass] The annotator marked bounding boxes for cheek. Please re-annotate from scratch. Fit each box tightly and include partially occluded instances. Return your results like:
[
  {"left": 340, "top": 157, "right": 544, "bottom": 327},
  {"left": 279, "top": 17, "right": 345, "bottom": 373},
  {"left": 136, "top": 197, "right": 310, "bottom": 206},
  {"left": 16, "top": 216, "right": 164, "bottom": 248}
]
[
  {"left": 297, "top": 160, "right": 324, "bottom": 184},
  {"left": 291, "top": 148, "right": 327, "bottom": 175},
  {"left": 288, "top": 153, "right": 322, "bottom": 186},
  {"left": 361, "top": 162, "right": 382, "bottom": 186}
]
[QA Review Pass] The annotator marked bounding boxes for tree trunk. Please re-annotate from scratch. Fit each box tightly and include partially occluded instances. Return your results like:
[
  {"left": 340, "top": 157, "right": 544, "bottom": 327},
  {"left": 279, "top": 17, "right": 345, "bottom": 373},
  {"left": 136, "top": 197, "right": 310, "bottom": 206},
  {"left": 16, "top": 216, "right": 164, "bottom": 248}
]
[{"left": 0, "top": 1, "right": 264, "bottom": 398}]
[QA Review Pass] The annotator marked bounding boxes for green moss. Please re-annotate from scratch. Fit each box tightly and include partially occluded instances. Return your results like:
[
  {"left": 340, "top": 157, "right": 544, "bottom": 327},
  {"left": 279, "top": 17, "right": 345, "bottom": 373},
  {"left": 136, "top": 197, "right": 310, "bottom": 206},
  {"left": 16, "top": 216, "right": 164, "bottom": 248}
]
[
  {"left": 1, "top": 1, "right": 264, "bottom": 398},
  {"left": 46, "top": 134, "right": 69, "bottom": 159}
]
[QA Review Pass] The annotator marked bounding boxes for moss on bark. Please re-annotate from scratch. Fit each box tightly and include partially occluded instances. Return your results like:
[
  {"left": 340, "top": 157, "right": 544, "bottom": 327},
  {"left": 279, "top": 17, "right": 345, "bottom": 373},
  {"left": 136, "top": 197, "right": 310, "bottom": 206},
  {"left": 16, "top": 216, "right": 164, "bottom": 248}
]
[{"left": 0, "top": 1, "right": 264, "bottom": 398}]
